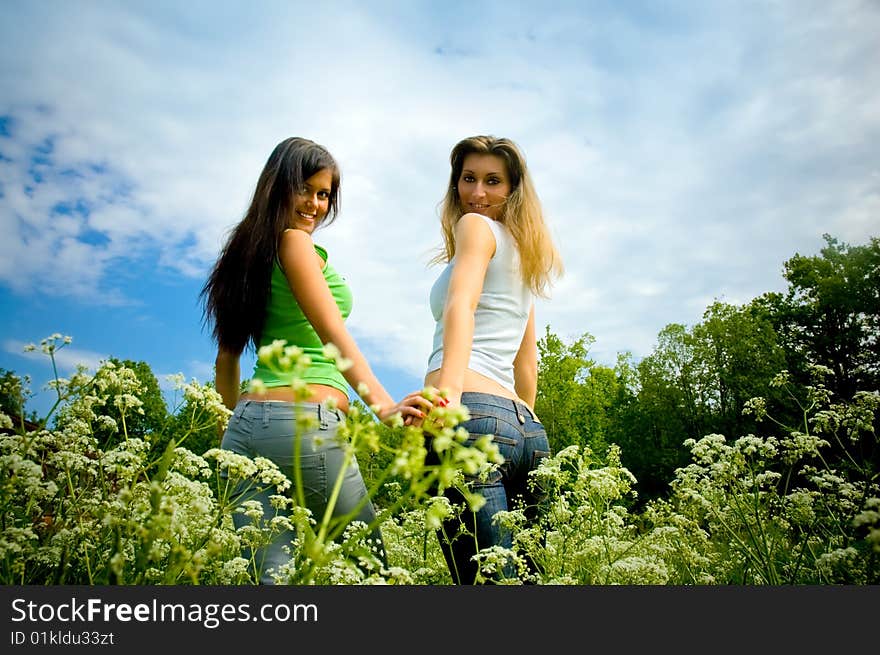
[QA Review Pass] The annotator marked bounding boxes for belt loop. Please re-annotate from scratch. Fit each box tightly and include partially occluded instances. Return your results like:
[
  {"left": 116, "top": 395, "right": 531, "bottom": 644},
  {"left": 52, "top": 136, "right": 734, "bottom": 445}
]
[
  {"left": 318, "top": 404, "right": 328, "bottom": 430},
  {"left": 261, "top": 401, "right": 271, "bottom": 427}
]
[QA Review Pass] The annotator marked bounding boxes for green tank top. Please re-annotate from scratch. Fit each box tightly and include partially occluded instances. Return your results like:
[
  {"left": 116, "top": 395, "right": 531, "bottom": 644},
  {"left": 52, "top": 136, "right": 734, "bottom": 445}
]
[{"left": 251, "top": 244, "right": 353, "bottom": 394}]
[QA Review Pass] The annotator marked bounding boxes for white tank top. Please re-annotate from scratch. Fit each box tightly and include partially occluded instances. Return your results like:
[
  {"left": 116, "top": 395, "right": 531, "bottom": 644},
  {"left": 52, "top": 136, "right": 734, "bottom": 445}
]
[{"left": 426, "top": 213, "right": 533, "bottom": 394}]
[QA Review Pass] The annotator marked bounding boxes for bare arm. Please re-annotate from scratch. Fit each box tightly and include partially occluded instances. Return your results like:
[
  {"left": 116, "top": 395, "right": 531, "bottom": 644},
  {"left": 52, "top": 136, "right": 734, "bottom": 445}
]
[
  {"left": 433, "top": 213, "right": 496, "bottom": 406},
  {"left": 513, "top": 302, "right": 538, "bottom": 409},
  {"left": 215, "top": 347, "right": 241, "bottom": 411},
  {"left": 279, "top": 228, "right": 429, "bottom": 422}
]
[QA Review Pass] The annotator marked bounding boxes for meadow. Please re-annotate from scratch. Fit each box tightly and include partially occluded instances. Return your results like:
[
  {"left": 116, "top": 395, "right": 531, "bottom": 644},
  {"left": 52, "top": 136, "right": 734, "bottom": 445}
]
[
  {"left": 2, "top": 235, "right": 877, "bottom": 585},
  {"left": 1, "top": 333, "right": 876, "bottom": 585}
]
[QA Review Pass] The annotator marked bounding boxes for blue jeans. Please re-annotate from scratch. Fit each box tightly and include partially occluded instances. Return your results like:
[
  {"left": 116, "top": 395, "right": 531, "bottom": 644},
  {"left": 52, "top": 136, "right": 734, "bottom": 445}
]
[
  {"left": 435, "top": 392, "right": 551, "bottom": 584},
  {"left": 220, "top": 400, "right": 385, "bottom": 584}
]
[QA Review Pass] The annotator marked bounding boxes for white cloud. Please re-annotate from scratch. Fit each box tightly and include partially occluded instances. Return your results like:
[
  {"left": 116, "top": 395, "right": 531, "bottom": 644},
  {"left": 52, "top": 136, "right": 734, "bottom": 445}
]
[{"left": 1, "top": 0, "right": 878, "bottom": 381}]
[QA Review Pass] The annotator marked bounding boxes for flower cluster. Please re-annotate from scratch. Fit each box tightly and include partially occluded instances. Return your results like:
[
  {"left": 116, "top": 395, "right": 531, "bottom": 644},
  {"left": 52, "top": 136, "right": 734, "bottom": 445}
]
[{"left": 3, "top": 335, "right": 877, "bottom": 585}]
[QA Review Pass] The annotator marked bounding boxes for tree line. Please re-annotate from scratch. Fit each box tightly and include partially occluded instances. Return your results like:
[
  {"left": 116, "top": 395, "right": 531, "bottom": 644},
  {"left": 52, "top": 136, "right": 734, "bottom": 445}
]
[
  {"left": 535, "top": 233, "right": 879, "bottom": 506},
  {"left": 3, "top": 233, "right": 877, "bottom": 510},
  {"left": 1, "top": 233, "right": 877, "bottom": 584}
]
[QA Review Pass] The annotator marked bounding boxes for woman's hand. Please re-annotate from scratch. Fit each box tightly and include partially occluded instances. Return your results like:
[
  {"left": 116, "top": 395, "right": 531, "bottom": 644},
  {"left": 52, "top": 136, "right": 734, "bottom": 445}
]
[
  {"left": 401, "top": 386, "right": 461, "bottom": 427},
  {"left": 378, "top": 390, "right": 434, "bottom": 426}
]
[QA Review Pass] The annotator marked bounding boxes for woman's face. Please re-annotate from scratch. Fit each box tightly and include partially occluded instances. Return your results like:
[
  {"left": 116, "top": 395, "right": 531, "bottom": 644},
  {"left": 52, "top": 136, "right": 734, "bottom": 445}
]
[
  {"left": 291, "top": 168, "right": 333, "bottom": 233},
  {"left": 456, "top": 153, "right": 511, "bottom": 220}
]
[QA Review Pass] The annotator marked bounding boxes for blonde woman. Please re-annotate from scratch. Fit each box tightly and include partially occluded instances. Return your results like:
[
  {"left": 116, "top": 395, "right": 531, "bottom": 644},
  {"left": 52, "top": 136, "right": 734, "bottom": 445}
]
[{"left": 424, "top": 135, "right": 563, "bottom": 583}]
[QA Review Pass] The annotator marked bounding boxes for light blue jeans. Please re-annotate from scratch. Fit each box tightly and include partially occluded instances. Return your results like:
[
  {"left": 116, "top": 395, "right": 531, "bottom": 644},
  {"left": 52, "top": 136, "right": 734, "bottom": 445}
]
[{"left": 220, "top": 399, "right": 385, "bottom": 584}]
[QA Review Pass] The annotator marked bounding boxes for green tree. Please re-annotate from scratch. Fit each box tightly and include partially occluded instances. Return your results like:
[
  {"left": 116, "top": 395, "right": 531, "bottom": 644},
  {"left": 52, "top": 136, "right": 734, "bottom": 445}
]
[
  {"left": 690, "top": 301, "right": 787, "bottom": 438},
  {"left": 110, "top": 358, "right": 168, "bottom": 437},
  {"left": 638, "top": 323, "right": 708, "bottom": 438},
  {"left": 52, "top": 358, "right": 168, "bottom": 448},
  {"left": 625, "top": 324, "right": 699, "bottom": 500},
  {"left": 756, "top": 234, "right": 880, "bottom": 473},
  {"left": 0, "top": 368, "right": 38, "bottom": 426},
  {"left": 535, "top": 326, "right": 594, "bottom": 452},
  {"left": 622, "top": 304, "right": 787, "bottom": 504},
  {"left": 757, "top": 234, "right": 880, "bottom": 399},
  {"left": 577, "top": 364, "right": 622, "bottom": 457},
  {"left": 0, "top": 368, "right": 22, "bottom": 418}
]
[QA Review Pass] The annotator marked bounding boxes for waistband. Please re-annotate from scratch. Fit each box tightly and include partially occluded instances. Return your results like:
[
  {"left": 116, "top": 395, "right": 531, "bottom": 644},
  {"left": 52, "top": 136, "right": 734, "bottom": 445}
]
[
  {"left": 233, "top": 399, "right": 346, "bottom": 423},
  {"left": 460, "top": 391, "right": 540, "bottom": 424}
]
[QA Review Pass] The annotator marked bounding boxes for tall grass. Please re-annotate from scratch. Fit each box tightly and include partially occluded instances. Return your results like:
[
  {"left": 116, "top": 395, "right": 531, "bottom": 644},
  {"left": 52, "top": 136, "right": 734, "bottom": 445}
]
[{"left": 1, "top": 335, "right": 877, "bottom": 584}]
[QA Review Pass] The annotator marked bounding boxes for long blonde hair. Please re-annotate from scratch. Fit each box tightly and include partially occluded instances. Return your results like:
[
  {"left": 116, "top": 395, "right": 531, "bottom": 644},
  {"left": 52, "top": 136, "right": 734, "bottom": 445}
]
[{"left": 431, "top": 135, "right": 563, "bottom": 298}]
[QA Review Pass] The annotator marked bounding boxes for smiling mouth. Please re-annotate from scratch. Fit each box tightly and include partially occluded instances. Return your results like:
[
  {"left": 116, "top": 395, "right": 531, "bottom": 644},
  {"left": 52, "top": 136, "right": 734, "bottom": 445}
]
[
  {"left": 469, "top": 203, "right": 491, "bottom": 209},
  {"left": 296, "top": 211, "right": 316, "bottom": 220}
]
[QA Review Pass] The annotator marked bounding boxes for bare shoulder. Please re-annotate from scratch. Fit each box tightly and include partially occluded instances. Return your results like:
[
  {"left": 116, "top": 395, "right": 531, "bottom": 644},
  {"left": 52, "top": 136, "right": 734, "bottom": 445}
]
[
  {"left": 278, "top": 228, "right": 323, "bottom": 272},
  {"left": 279, "top": 227, "right": 313, "bottom": 251},
  {"left": 457, "top": 212, "right": 495, "bottom": 232},
  {"left": 455, "top": 213, "right": 496, "bottom": 255}
]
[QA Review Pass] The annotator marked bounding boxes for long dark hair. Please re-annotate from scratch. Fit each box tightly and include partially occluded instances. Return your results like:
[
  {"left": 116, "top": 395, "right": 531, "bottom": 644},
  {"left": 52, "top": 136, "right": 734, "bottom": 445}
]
[{"left": 200, "top": 137, "right": 341, "bottom": 354}]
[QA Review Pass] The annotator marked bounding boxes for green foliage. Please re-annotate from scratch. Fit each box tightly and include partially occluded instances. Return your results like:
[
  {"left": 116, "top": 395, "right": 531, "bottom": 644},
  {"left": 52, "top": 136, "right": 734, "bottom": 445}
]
[
  {"left": 108, "top": 358, "right": 168, "bottom": 437},
  {"left": 757, "top": 234, "right": 880, "bottom": 399},
  {"left": 691, "top": 301, "right": 787, "bottom": 436},
  {"left": 0, "top": 339, "right": 514, "bottom": 585},
  {"left": 535, "top": 326, "right": 589, "bottom": 450},
  {"left": 615, "top": 303, "right": 788, "bottom": 503},
  {"left": 0, "top": 368, "right": 37, "bottom": 425},
  {"left": 42, "top": 351, "right": 169, "bottom": 453},
  {"left": 754, "top": 234, "right": 880, "bottom": 479},
  {"left": 2, "top": 233, "right": 878, "bottom": 584},
  {"left": 645, "top": 366, "right": 880, "bottom": 583},
  {"left": 517, "top": 444, "right": 669, "bottom": 584},
  {"left": 155, "top": 376, "right": 228, "bottom": 464},
  {"left": 0, "top": 354, "right": 240, "bottom": 584},
  {"left": 0, "top": 369, "right": 17, "bottom": 414},
  {"left": 536, "top": 327, "right": 605, "bottom": 452},
  {"left": 1, "top": 336, "right": 878, "bottom": 585},
  {"left": 629, "top": 323, "right": 702, "bottom": 498}
]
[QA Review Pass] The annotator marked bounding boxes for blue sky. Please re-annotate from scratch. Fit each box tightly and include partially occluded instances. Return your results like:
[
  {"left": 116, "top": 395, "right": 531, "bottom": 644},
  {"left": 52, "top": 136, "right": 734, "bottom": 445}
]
[{"left": 1, "top": 0, "right": 878, "bottom": 418}]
